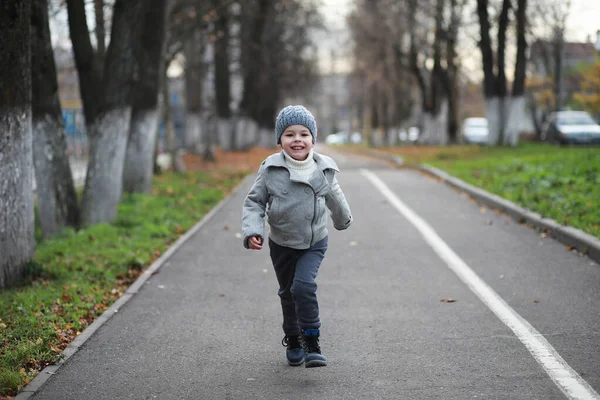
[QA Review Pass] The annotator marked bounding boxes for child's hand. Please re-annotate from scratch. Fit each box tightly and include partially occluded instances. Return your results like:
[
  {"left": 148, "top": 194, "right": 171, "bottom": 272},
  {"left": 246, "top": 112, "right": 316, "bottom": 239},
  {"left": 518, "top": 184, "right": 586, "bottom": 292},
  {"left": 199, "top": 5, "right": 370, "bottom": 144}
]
[{"left": 248, "top": 236, "right": 263, "bottom": 250}]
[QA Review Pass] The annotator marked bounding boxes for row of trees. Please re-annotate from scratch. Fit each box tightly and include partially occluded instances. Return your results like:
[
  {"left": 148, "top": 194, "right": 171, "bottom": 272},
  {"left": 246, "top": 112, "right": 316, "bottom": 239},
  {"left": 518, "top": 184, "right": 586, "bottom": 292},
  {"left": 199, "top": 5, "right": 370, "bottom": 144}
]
[
  {"left": 0, "top": 0, "right": 321, "bottom": 289},
  {"left": 348, "top": 0, "right": 600, "bottom": 146}
]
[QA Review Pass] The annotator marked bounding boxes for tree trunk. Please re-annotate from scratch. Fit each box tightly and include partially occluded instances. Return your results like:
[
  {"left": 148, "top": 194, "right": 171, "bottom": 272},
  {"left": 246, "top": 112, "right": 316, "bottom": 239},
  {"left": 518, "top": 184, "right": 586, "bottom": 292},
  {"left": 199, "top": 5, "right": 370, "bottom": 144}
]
[
  {"left": 94, "top": 0, "right": 105, "bottom": 64},
  {"left": 505, "top": 0, "right": 528, "bottom": 147},
  {"left": 0, "top": 1, "right": 35, "bottom": 288},
  {"left": 504, "top": 96, "right": 525, "bottom": 146},
  {"left": 183, "top": 28, "right": 204, "bottom": 154},
  {"left": 31, "top": 0, "right": 80, "bottom": 237},
  {"left": 240, "top": 0, "right": 271, "bottom": 121},
  {"left": 163, "top": 75, "right": 186, "bottom": 172},
  {"left": 214, "top": 6, "right": 233, "bottom": 151},
  {"left": 485, "top": 97, "right": 502, "bottom": 144},
  {"left": 123, "top": 0, "right": 168, "bottom": 194},
  {"left": 78, "top": 0, "right": 143, "bottom": 226},
  {"left": 67, "top": 0, "right": 103, "bottom": 123}
]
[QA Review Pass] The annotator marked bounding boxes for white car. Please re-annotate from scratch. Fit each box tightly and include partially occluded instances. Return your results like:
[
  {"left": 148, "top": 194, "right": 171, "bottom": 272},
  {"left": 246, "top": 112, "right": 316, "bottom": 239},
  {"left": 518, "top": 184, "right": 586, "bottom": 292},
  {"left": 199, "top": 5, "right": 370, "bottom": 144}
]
[
  {"left": 398, "top": 127, "right": 419, "bottom": 142},
  {"left": 325, "top": 133, "right": 347, "bottom": 145},
  {"left": 462, "top": 118, "right": 488, "bottom": 144}
]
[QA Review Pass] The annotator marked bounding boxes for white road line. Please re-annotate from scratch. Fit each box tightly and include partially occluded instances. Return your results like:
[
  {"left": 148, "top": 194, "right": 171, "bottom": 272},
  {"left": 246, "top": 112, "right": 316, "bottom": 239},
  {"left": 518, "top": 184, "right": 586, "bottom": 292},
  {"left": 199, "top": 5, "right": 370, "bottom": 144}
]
[{"left": 361, "top": 169, "right": 600, "bottom": 400}]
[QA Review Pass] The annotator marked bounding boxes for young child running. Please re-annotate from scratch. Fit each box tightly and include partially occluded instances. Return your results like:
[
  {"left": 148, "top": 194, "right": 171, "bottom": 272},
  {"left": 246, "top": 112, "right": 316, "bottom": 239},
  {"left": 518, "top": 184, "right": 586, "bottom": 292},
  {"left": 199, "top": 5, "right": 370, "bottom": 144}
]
[{"left": 242, "top": 105, "right": 353, "bottom": 368}]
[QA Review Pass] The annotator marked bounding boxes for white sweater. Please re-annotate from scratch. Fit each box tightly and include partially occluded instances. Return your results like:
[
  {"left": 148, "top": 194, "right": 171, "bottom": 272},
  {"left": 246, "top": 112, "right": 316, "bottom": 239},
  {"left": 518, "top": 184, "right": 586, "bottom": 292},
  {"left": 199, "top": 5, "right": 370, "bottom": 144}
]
[{"left": 282, "top": 149, "right": 317, "bottom": 181}]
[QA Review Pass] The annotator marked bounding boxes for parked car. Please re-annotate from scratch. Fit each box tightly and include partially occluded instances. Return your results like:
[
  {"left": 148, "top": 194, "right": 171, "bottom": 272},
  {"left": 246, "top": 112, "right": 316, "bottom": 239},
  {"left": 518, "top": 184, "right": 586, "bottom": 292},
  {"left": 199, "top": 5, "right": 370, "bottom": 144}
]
[
  {"left": 324, "top": 131, "right": 362, "bottom": 145},
  {"left": 399, "top": 127, "right": 420, "bottom": 142},
  {"left": 325, "top": 132, "right": 348, "bottom": 145},
  {"left": 541, "top": 111, "right": 600, "bottom": 145},
  {"left": 461, "top": 117, "right": 488, "bottom": 144}
]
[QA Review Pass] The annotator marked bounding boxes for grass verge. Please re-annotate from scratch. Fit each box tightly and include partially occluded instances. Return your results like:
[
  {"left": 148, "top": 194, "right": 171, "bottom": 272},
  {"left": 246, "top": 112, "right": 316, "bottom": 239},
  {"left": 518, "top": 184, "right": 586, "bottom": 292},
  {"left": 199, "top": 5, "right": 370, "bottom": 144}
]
[
  {"left": 352, "top": 142, "right": 600, "bottom": 239},
  {"left": 0, "top": 147, "right": 273, "bottom": 398}
]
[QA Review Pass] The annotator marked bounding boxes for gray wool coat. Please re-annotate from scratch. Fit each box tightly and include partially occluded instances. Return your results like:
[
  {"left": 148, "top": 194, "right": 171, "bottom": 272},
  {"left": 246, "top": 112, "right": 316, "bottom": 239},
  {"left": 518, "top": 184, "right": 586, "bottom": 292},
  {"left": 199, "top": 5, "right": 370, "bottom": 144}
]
[{"left": 242, "top": 151, "right": 353, "bottom": 250}]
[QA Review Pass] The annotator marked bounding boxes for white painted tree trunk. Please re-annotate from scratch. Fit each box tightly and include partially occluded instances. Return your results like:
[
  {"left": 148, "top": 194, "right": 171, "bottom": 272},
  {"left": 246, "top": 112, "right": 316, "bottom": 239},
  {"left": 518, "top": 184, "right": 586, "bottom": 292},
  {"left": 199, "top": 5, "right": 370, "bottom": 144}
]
[
  {"left": 387, "top": 128, "right": 398, "bottom": 146},
  {"left": 421, "top": 113, "right": 435, "bottom": 144},
  {"left": 434, "top": 101, "right": 449, "bottom": 145},
  {"left": 234, "top": 117, "right": 251, "bottom": 150},
  {"left": 123, "top": 108, "right": 159, "bottom": 194},
  {"left": 420, "top": 103, "right": 449, "bottom": 145},
  {"left": 217, "top": 118, "right": 232, "bottom": 151},
  {"left": 258, "top": 128, "right": 275, "bottom": 148},
  {"left": 80, "top": 108, "right": 131, "bottom": 226},
  {"left": 503, "top": 96, "right": 525, "bottom": 147},
  {"left": 32, "top": 115, "right": 78, "bottom": 236},
  {"left": 0, "top": 108, "right": 35, "bottom": 288},
  {"left": 248, "top": 120, "right": 259, "bottom": 150},
  {"left": 485, "top": 97, "right": 501, "bottom": 145},
  {"left": 184, "top": 112, "right": 202, "bottom": 153}
]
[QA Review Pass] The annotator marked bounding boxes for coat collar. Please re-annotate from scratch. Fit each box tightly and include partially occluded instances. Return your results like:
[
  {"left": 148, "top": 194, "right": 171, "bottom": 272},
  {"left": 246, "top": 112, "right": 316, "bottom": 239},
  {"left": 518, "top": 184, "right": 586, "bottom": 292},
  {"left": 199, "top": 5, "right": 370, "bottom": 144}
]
[{"left": 263, "top": 151, "right": 340, "bottom": 173}]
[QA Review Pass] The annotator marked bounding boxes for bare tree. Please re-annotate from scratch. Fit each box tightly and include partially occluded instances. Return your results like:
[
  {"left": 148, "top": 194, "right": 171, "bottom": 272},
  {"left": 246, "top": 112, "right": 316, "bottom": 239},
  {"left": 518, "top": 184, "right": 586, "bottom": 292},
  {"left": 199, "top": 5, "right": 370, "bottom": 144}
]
[
  {"left": 213, "top": 0, "right": 233, "bottom": 151},
  {"left": 123, "top": 0, "right": 169, "bottom": 194},
  {"left": 0, "top": 0, "right": 35, "bottom": 288},
  {"left": 477, "top": 0, "right": 528, "bottom": 145},
  {"left": 67, "top": 0, "right": 143, "bottom": 226},
  {"left": 238, "top": 0, "right": 321, "bottom": 147},
  {"left": 526, "top": 0, "right": 571, "bottom": 137},
  {"left": 31, "top": 0, "right": 80, "bottom": 237}
]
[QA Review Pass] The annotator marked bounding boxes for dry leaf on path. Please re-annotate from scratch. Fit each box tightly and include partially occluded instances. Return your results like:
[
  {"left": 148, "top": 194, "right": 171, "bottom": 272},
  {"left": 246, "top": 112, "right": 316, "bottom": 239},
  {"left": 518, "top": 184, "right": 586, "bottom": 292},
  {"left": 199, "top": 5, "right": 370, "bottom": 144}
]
[{"left": 441, "top": 298, "right": 456, "bottom": 303}]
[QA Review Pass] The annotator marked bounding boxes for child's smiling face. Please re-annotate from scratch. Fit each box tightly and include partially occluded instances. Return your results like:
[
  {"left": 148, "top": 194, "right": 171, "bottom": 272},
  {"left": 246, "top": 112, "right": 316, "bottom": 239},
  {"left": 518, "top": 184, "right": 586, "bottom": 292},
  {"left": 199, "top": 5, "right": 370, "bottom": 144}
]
[{"left": 280, "top": 124, "right": 314, "bottom": 161}]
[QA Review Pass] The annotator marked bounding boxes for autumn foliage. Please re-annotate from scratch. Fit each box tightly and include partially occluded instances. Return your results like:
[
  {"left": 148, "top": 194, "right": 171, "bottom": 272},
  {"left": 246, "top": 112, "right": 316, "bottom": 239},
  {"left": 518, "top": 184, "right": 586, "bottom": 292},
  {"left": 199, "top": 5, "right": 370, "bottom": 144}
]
[{"left": 572, "top": 61, "right": 600, "bottom": 115}]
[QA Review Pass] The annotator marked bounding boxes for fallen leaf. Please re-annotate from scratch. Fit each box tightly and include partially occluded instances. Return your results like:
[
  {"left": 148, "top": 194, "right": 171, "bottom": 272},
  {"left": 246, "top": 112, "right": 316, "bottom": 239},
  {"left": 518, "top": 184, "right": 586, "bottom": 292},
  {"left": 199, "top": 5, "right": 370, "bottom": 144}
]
[
  {"left": 89, "top": 234, "right": 95, "bottom": 242},
  {"left": 533, "top": 299, "right": 540, "bottom": 303},
  {"left": 480, "top": 207, "right": 486, "bottom": 214},
  {"left": 441, "top": 298, "right": 456, "bottom": 303},
  {"left": 219, "top": 293, "right": 225, "bottom": 297},
  {"left": 224, "top": 225, "right": 230, "bottom": 231},
  {"left": 566, "top": 246, "right": 574, "bottom": 251}
]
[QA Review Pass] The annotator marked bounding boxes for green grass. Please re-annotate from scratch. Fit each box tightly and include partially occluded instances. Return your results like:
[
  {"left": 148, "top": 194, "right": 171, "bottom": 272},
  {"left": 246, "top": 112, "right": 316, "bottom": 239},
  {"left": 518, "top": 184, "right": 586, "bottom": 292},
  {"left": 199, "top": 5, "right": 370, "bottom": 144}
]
[
  {"left": 409, "top": 143, "right": 600, "bottom": 239},
  {"left": 0, "top": 170, "right": 246, "bottom": 396}
]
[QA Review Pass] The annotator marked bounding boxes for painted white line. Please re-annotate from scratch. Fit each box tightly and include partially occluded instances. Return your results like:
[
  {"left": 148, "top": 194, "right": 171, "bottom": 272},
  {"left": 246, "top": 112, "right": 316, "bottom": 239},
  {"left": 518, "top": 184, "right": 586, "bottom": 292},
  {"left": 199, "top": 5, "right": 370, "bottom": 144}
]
[{"left": 361, "top": 169, "right": 600, "bottom": 400}]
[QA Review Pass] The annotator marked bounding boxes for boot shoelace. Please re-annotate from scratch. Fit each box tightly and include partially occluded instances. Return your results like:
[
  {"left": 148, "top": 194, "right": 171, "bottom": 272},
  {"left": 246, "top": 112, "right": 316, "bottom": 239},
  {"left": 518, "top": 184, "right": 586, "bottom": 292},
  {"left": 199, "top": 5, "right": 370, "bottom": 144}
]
[
  {"left": 282, "top": 335, "right": 302, "bottom": 349},
  {"left": 303, "top": 335, "right": 321, "bottom": 353}
]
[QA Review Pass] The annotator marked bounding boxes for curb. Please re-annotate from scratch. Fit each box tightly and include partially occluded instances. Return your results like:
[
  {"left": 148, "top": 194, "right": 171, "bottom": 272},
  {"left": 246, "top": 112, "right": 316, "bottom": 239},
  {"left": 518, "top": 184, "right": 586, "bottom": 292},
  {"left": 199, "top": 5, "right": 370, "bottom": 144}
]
[
  {"left": 418, "top": 165, "right": 600, "bottom": 264},
  {"left": 356, "top": 147, "right": 600, "bottom": 265},
  {"left": 15, "top": 175, "right": 255, "bottom": 400},
  {"left": 358, "top": 147, "right": 405, "bottom": 167}
]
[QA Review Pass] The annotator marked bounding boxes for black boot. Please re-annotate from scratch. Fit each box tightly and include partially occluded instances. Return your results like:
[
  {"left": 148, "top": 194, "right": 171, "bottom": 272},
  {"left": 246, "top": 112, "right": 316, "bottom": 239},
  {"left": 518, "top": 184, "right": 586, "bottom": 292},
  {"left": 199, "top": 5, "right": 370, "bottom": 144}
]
[
  {"left": 302, "top": 329, "right": 327, "bottom": 368},
  {"left": 282, "top": 335, "right": 305, "bottom": 366}
]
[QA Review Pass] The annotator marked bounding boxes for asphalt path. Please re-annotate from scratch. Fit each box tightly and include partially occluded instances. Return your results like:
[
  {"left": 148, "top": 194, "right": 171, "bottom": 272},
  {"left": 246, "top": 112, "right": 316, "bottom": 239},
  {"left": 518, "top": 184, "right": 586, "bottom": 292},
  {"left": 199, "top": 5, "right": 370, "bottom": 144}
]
[{"left": 29, "top": 146, "right": 600, "bottom": 400}]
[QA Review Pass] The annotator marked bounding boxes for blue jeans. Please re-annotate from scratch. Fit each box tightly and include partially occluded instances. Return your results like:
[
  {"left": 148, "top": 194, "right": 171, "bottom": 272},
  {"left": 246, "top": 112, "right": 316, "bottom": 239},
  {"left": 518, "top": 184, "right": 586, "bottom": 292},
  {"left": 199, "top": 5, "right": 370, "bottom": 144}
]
[{"left": 269, "top": 236, "right": 328, "bottom": 336}]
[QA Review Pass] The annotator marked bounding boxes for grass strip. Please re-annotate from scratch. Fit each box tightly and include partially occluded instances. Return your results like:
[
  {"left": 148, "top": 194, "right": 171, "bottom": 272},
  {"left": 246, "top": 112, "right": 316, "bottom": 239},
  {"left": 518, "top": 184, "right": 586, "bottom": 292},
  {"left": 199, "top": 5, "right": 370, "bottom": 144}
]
[
  {"left": 0, "top": 169, "right": 246, "bottom": 397},
  {"left": 423, "top": 143, "right": 600, "bottom": 239},
  {"left": 344, "top": 142, "right": 599, "bottom": 239}
]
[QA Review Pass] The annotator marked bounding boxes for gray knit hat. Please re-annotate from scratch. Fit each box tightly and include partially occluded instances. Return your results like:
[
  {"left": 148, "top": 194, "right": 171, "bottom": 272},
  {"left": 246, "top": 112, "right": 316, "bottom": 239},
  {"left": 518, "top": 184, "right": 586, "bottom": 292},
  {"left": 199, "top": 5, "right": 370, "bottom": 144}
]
[{"left": 275, "top": 105, "right": 317, "bottom": 144}]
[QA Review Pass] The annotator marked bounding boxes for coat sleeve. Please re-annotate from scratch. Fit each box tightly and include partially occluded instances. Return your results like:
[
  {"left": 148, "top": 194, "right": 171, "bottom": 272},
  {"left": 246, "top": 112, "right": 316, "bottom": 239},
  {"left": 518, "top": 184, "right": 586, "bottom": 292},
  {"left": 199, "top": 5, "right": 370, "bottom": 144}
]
[
  {"left": 325, "top": 174, "right": 353, "bottom": 230},
  {"left": 242, "top": 163, "right": 269, "bottom": 248}
]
